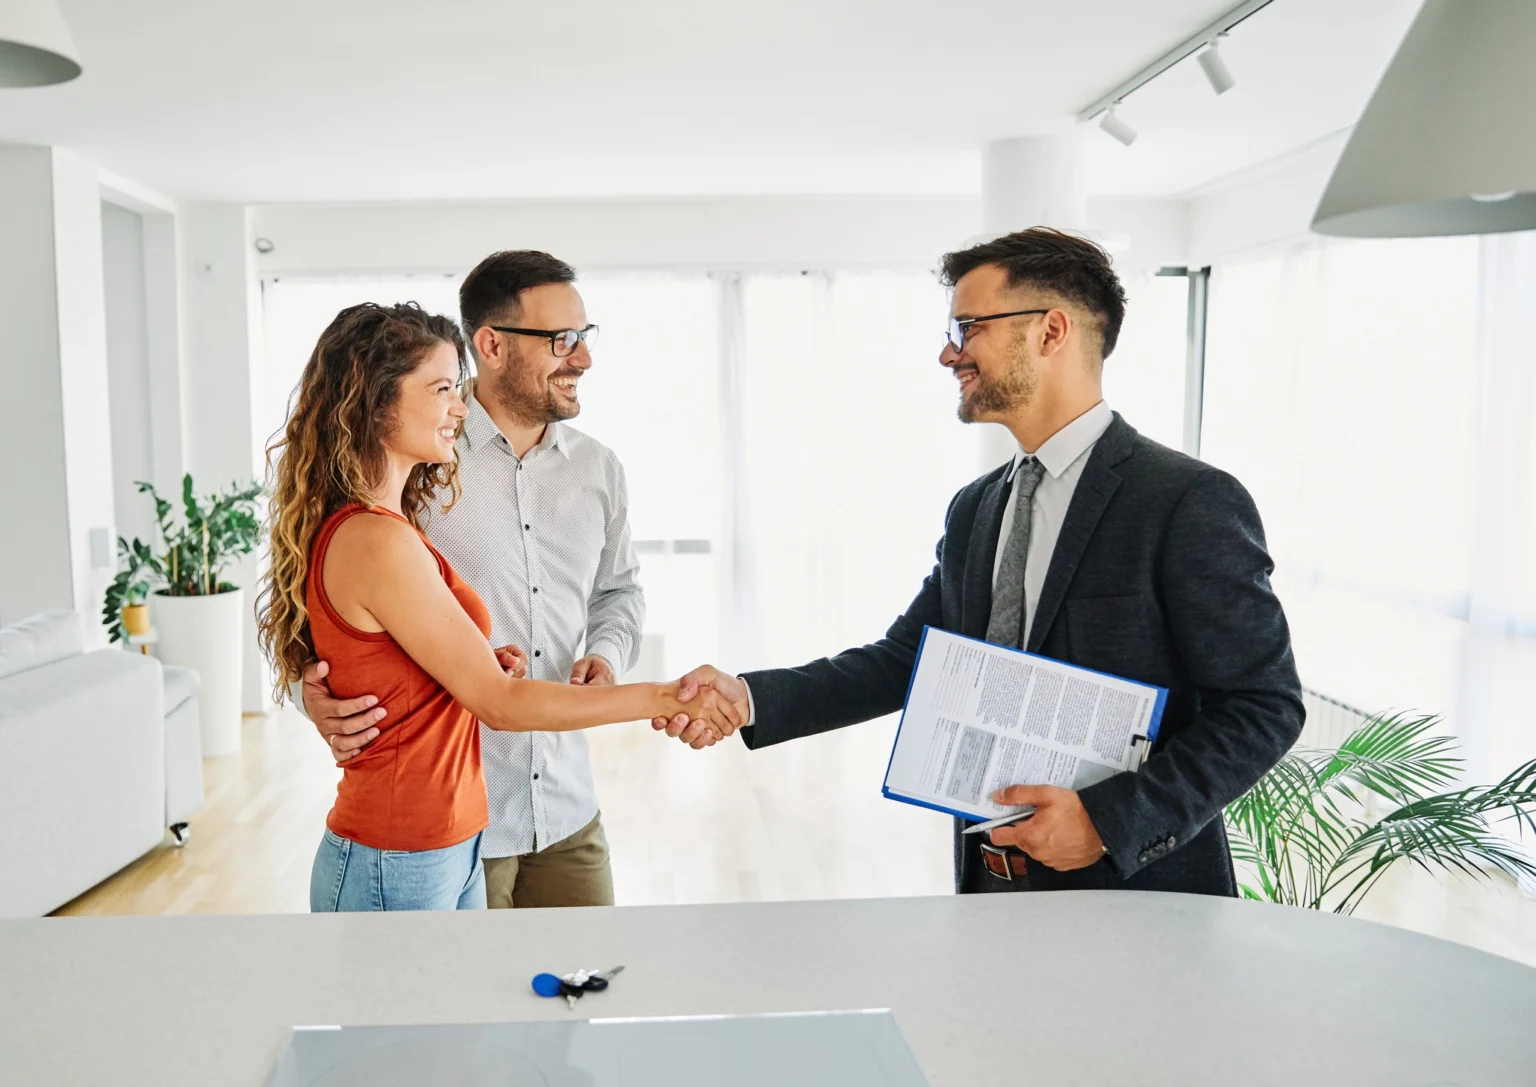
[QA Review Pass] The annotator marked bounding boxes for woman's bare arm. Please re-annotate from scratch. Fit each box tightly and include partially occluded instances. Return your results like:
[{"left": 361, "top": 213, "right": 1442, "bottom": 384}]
[{"left": 326, "top": 515, "right": 740, "bottom": 735}]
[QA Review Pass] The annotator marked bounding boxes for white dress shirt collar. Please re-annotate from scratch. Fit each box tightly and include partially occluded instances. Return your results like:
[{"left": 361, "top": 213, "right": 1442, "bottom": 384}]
[
  {"left": 1007, "top": 400, "right": 1113, "bottom": 482},
  {"left": 462, "top": 393, "right": 569, "bottom": 458}
]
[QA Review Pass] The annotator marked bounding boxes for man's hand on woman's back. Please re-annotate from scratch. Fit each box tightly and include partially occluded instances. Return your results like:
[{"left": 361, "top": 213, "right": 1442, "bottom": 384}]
[
  {"left": 302, "top": 659, "right": 385, "bottom": 764},
  {"left": 303, "top": 646, "right": 528, "bottom": 763}
]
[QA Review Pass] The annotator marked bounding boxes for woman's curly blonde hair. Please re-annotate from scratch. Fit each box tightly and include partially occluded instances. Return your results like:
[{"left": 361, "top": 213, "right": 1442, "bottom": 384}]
[{"left": 256, "top": 302, "right": 468, "bottom": 703}]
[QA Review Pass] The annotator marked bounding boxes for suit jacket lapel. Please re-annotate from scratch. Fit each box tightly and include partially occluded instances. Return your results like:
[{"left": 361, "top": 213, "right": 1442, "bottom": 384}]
[
  {"left": 963, "top": 467, "right": 1012, "bottom": 639},
  {"left": 1026, "top": 415, "right": 1135, "bottom": 653}
]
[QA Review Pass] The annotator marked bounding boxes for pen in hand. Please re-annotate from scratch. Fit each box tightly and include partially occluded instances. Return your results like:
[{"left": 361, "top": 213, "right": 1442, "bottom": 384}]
[{"left": 961, "top": 805, "right": 1038, "bottom": 836}]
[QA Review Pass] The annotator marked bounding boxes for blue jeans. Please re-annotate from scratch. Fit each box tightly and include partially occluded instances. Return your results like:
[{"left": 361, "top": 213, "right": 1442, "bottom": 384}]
[{"left": 310, "top": 828, "right": 486, "bottom": 912}]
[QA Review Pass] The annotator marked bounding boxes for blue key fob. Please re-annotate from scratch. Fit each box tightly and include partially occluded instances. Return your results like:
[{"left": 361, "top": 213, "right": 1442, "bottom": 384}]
[{"left": 531, "top": 972, "right": 565, "bottom": 998}]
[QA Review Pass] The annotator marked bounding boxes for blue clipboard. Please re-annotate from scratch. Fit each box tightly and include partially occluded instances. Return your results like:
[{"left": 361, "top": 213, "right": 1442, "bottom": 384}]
[{"left": 880, "top": 626, "right": 1169, "bottom": 823}]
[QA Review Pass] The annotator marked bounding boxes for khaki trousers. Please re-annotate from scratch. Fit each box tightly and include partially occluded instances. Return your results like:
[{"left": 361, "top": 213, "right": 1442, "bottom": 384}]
[{"left": 481, "top": 813, "right": 615, "bottom": 909}]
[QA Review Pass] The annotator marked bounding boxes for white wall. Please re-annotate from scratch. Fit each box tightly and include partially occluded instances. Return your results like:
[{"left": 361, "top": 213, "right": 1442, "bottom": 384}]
[
  {"left": 0, "top": 148, "right": 117, "bottom": 638},
  {"left": 103, "top": 202, "right": 157, "bottom": 548},
  {"left": 250, "top": 196, "right": 983, "bottom": 277},
  {"left": 1095, "top": 197, "right": 1191, "bottom": 273},
  {"left": 0, "top": 149, "right": 76, "bottom": 626},
  {"left": 179, "top": 203, "right": 272, "bottom": 712},
  {"left": 250, "top": 194, "right": 1196, "bottom": 279},
  {"left": 53, "top": 154, "right": 118, "bottom": 642},
  {"left": 1187, "top": 132, "right": 1349, "bottom": 266}
]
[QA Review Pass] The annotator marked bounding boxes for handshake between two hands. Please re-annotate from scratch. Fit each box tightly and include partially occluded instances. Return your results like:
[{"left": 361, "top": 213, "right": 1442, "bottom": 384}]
[
  {"left": 495, "top": 647, "right": 745, "bottom": 749},
  {"left": 651, "top": 665, "right": 749, "bottom": 749}
]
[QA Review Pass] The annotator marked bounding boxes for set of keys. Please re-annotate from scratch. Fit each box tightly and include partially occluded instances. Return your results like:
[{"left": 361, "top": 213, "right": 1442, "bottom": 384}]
[{"left": 531, "top": 965, "right": 625, "bottom": 1009}]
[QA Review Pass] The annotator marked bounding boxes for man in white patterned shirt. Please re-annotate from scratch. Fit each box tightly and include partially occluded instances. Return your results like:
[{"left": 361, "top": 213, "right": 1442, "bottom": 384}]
[{"left": 300, "top": 250, "right": 644, "bottom": 908}]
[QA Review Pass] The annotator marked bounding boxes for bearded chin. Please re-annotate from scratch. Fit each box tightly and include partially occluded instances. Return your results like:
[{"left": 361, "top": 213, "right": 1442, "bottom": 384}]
[
  {"left": 548, "top": 387, "right": 581, "bottom": 421},
  {"left": 492, "top": 368, "right": 579, "bottom": 425},
  {"left": 959, "top": 350, "right": 1036, "bottom": 423},
  {"left": 958, "top": 379, "right": 1011, "bottom": 423}
]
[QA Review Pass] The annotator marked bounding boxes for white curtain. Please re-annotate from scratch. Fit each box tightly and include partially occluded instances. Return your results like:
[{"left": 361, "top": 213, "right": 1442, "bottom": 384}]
[
  {"left": 1201, "top": 231, "right": 1536, "bottom": 785},
  {"left": 1102, "top": 268, "right": 1190, "bottom": 453},
  {"left": 729, "top": 270, "right": 979, "bottom": 671}
]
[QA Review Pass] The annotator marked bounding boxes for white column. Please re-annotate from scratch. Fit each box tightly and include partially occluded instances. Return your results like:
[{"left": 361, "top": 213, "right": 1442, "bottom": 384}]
[
  {"left": 179, "top": 204, "right": 273, "bottom": 713},
  {"left": 982, "top": 136, "right": 1089, "bottom": 239},
  {"left": 975, "top": 135, "right": 1090, "bottom": 469},
  {"left": 0, "top": 147, "right": 117, "bottom": 639}
]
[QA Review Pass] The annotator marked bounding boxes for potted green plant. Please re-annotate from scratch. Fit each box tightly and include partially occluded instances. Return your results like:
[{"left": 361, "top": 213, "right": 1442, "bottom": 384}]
[
  {"left": 102, "top": 475, "right": 264, "bottom": 757},
  {"left": 1224, "top": 712, "right": 1536, "bottom": 914},
  {"left": 102, "top": 538, "right": 154, "bottom": 643}
]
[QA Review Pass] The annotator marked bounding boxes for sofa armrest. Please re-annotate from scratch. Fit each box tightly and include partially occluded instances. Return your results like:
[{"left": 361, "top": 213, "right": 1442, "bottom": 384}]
[{"left": 0, "top": 650, "right": 166, "bottom": 917}]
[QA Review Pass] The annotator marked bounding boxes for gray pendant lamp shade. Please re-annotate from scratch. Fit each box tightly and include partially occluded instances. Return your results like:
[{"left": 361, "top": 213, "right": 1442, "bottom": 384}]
[
  {"left": 1312, "top": 0, "right": 1536, "bottom": 238},
  {"left": 0, "top": 0, "right": 82, "bottom": 87}
]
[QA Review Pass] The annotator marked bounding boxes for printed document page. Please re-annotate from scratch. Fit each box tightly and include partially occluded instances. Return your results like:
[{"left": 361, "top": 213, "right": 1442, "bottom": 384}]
[{"left": 882, "top": 627, "right": 1168, "bottom": 823}]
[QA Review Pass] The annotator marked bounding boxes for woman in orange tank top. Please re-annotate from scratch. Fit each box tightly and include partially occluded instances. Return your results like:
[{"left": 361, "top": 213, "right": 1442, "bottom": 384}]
[{"left": 257, "top": 303, "right": 740, "bottom": 912}]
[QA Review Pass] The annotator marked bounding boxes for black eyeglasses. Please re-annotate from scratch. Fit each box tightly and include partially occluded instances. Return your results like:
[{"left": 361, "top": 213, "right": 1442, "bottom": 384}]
[
  {"left": 945, "top": 309, "right": 1048, "bottom": 352},
  {"left": 489, "top": 324, "right": 600, "bottom": 358}
]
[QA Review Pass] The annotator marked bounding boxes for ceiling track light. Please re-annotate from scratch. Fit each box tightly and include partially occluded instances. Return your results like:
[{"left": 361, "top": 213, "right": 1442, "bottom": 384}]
[
  {"left": 1098, "top": 107, "right": 1138, "bottom": 147},
  {"left": 1197, "top": 34, "right": 1236, "bottom": 95},
  {"left": 1074, "top": 0, "right": 1272, "bottom": 143}
]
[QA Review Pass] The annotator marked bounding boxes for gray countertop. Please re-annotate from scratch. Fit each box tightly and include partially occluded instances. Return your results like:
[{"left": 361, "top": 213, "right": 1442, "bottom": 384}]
[{"left": 3, "top": 891, "right": 1534, "bottom": 1085}]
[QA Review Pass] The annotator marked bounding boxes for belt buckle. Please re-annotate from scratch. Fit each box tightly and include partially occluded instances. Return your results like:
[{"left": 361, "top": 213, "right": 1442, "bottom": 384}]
[{"left": 979, "top": 841, "right": 1016, "bottom": 882}]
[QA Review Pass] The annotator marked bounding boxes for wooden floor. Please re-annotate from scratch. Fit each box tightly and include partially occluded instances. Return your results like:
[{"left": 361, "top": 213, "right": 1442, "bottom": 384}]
[{"left": 53, "top": 709, "right": 1536, "bottom": 969}]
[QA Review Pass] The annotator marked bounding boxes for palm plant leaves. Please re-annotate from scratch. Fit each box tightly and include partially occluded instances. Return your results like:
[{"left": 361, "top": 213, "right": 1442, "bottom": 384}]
[
  {"left": 1314, "top": 713, "right": 1460, "bottom": 806},
  {"left": 1224, "top": 710, "right": 1536, "bottom": 914},
  {"left": 1324, "top": 790, "right": 1536, "bottom": 916}
]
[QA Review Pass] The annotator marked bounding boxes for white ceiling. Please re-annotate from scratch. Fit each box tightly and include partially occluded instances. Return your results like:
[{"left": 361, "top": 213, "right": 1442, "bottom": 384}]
[{"left": 0, "top": 0, "right": 1420, "bottom": 202}]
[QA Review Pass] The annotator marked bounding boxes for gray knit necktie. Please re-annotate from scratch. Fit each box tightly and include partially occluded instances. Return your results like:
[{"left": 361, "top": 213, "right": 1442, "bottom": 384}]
[{"left": 986, "top": 458, "right": 1047, "bottom": 648}]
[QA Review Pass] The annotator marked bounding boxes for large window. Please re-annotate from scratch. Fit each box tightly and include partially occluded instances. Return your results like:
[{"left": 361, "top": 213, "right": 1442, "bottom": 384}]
[
  {"left": 1201, "top": 232, "right": 1536, "bottom": 784},
  {"left": 568, "top": 274, "right": 723, "bottom": 678},
  {"left": 734, "top": 271, "right": 977, "bottom": 668},
  {"left": 1103, "top": 269, "right": 1189, "bottom": 452}
]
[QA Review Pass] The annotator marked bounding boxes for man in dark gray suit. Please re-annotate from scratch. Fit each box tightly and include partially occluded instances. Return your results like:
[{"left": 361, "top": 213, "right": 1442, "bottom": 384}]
[{"left": 659, "top": 227, "right": 1304, "bottom": 896}]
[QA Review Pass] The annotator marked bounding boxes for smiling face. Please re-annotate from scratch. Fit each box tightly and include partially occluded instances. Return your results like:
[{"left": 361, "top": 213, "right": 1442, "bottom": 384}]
[
  {"left": 941, "top": 263, "right": 1045, "bottom": 425},
  {"left": 485, "top": 282, "right": 592, "bottom": 426},
  {"left": 382, "top": 340, "right": 469, "bottom": 466}
]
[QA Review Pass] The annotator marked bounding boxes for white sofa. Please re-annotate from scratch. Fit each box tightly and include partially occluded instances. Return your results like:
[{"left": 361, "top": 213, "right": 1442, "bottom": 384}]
[{"left": 0, "top": 611, "right": 204, "bottom": 917}]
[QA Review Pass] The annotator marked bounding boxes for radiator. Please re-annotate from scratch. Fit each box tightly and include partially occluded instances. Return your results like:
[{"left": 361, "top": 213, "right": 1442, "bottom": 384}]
[{"left": 1298, "top": 687, "right": 1375, "bottom": 751}]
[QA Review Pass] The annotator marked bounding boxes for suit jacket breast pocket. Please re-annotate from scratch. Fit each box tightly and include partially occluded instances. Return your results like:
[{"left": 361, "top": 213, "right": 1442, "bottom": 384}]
[{"left": 1064, "top": 594, "right": 1161, "bottom": 683}]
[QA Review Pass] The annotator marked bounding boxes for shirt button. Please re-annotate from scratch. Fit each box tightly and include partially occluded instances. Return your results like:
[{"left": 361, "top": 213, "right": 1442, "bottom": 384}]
[
  {"left": 532, "top": 773, "right": 540, "bottom": 781},
  {"left": 532, "top": 587, "right": 539, "bottom": 594},
  {"left": 524, "top": 524, "right": 530, "bottom": 531},
  {"left": 534, "top": 650, "right": 541, "bottom": 658}
]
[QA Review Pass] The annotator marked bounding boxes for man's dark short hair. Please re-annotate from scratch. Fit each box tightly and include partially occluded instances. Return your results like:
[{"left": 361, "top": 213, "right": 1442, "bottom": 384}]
[
  {"left": 459, "top": 250, "right": 577, "bottom": 340},
  {"left": 940, "top": 227, "right": 1128, "bottom": 360}
]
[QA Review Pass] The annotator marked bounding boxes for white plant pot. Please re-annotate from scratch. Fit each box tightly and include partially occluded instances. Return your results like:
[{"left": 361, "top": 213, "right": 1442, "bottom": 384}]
[{"left": 154, "top": 587, "right": 245, "bottom": 758}]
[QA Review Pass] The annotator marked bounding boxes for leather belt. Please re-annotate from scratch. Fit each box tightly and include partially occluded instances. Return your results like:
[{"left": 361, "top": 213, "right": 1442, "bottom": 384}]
[{"left": 979, "top": 841, "right": 1028, "bottom": 881}]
